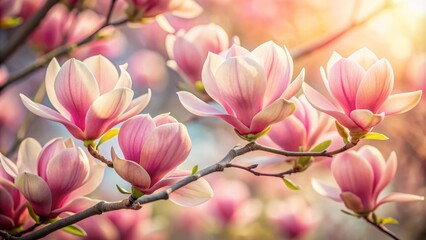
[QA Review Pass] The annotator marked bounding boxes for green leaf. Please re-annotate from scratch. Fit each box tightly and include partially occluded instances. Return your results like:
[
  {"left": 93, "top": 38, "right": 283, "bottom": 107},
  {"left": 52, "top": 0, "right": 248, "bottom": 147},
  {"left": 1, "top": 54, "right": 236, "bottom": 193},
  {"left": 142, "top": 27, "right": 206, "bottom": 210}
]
[
  {"left": 62, "top": 225, "right": 87, "bottom": 237},
  {"left": 116, "top": 184, "right": 131, "bottom": 194},
  {"left": 362, "top": 132, "right": 389, "bottom": 141},
  {"left": 131, "top": 186, "right": 144, "bottom": 199},
  {"left": 372, "top": 212, "right": 378, "bottom": 224},
  {"left": 310, "top": 140, "right": 332, "bottom": 153},
  {"left": 235, "top": 125, "right": 272, "bottom": 142},
  {"left": 26, "top": 203, "right": 39, "bottom": 223},
  {"left": 380, "top": 217, "right": 399, "bottom": 225},
  {"left": 96, "top": 128, "right": 120, "bottom": 148},
  {"left": 282, "top": 177, "right": 300, "bottom": 191},
  {"left": 191, "top": 165, "right": 199, "bottom": 175},
  {"left": 335, "top": 121, "right": 349, "bottom": 142},
  {"left": 0, "top": 17, "right": 22, "bottom": 28}
]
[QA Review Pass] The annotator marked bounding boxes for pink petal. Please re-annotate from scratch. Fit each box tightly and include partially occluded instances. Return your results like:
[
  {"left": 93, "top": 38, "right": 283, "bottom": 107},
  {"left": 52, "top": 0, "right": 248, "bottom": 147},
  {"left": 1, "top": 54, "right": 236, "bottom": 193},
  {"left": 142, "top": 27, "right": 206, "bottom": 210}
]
[
  {"left": 16, "top": 138, "right": 41, "bottom": 175},
  {"left": 0, "top": 183, "right": 13, "bottom": 217},
  {"left": 83, "top": 55, "right": 119, "bottom": 94},
  {"left": 54, "top": 58, "right": 99, "bottom": 130},
  {"left": 153, "top": 113, "right": 178, "bottom": 125},
  {"left": 118, "top": 115, "right": 156, "bottom": 162},
  {"left": 173, "top": 36, "right": 204, "bottom": 83},
  {"left": 111, "top": 149, "right": 151, "bottom": 190},
  {"left": 68, "top": 157, "right": 105, "bottom": 199},
  {"left": 374, "top": 151, "right": 397, "bottom": 199},
  {"left": 376, "top": 192, "right": 424, "bottom": 208},
  {"left": 177, "top": 91, "right": 250, "bottom": 133},
  {"left": 348, "top": 48, "right": 379, "bottom": 70},
  {"left": 266, "top": 116, "right": 306, "bottom": 152},
  {"left": 377, "top": 91, "right": 422, "bottom": 116},
  {"left": 140, "top": 123, "right": 191, "bottom": 184},
  {"left": 250, "top": 98, "right": 296, "bottom": 134},
  {"left": 84, "top": 88, "right": 133, "bottom": 139},
  {"left": 340, "top": 191, "right": 365, "bottom": 213},
  {"left": 349, "top": 109, "right": 384, "bottom": 131},
  {"left": 15, "top": 172, "right": 52, "bottom": 217},
  {"left": 214, "top": 57, "right": 266, "bottom": 126},
  {"left": 225, "top": 44, "right": 252, "bottom": 58},
  {"left": 170, "top": 0, "right": 202, "bottom": 18},
  {"left": 326, "top": 51, "right": 342, "bottom": 76},
  {"left": 45, "top": 58, "right": 70, "bottom": 119},
  {"left": 201, "top": 52, "right": 233, "bottom": 113},
  {"left": 114, "top": 64, "right": 132, "bottom": 89},
  {"left": 281, "top": 69, "right": 304, "bottom": 100},
  {"left": 357, "top": 146, "right": 386, "bottom": 189},
  {"left": 0, "top": 215, "right": 14, "bottom": 230},
  {"left": 332, "top": 151, "right": 374, "bottom": 210},
  {"left": 328, "top": 59, "right": 366, "bottom": 114},
  {"left": 20, "top": 94, "right": 85, "bottom": 139},
  {"left": 111, "top": 90, "right": 151, "bottom": 125},
  {"left": 51, "top": 197, "right": 98, "bottom": 214},
  {"left": 311, "top": 179, "right": 341, "bottom": 202},
  {"left": 356, "top": 59, "right": 394, "bottom": 112},
  {"left": 37, "top": 138, "right": 67, "bottom": 180},
  {"left": 170, "top": 177, "right": 213, "bottom": 207},
  {"left": 252, "top": 42, "right": 293, "bottom": 105},
  {"left": 46, "top": 148, "right": 90, "bottom": 208},
  {"left": 0, "top": 154, "right": 18, "bottom": 179},
  {"left": 145, "top": 170, "right": 189, "bottom": 193}
]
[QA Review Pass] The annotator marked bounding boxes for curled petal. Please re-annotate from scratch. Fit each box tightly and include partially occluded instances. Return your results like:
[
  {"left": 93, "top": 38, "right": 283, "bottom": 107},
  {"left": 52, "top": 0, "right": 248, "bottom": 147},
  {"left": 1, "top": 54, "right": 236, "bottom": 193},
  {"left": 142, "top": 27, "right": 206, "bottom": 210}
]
[
  {"left": 326, "top": 51, "right": 343, "bottom": 76},
  {"left": 118, "top": 115, "right": 155, "bottom": 162},
  {"left": 83, "top": 55, "right": 119, "bottom": 94},
  {"left": 114, "top": 64, "right": 132, "bottom": 89},
  {"left": 0, "top": 154, "right": 18, "bottom": 179},
  {"left": 45, "top": 58, "right": 70, "bottom": 119},
  {"left": 170, "top": 177, "right": 213, "bottom": 207},
  {"left": 377, "top": 91, "right": 422, "bottom": 116},
  {"left": 111, "top": 90, "right": 151, "bottom": 125},
  {"left": 250, "top": 98, "right": 296, "bottom": 134},
  {"left": 350, "top": 110, "right": 384, "bottom": 131},
  {"left": 15, "top": 173, "right": 52, "bottom": 217},
  {"left": 112, "top": 149, "right": 151, "bottom": 190},
  {"left": 311, "top": 179, "right": 341, "bottom": 202},
  {"left": 376, "top": 192, "right": 424, "bottom": 208},
  {"left": 281, "top": 69, "right": 304, "bottom": 100}
]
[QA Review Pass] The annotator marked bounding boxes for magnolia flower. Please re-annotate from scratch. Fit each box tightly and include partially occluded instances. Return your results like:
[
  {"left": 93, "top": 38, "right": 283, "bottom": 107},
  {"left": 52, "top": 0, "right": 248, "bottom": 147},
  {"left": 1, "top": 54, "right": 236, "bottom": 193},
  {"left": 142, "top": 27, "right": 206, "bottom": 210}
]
[
  {"left": 0, "top": 138, "right": 104, "bottom": 219},
  {"left": 166, "top": 23, "right": 230, "bottom": 86},
  {"left": 126, "top": 0, "right": 202, "bottom": 19},
  {"left": 112, "top": 114, "right": 213, "bottom": 207},
  {"left": 313, "top": 145, "right": 424, "bottom": 215},
  {"left": 20, "top": 56, "right": 151, "bottom": 141},
  {"left": 303, "top": 48, "right": 422, "bottom": 135},
  {"left": 260, "top": 95, "right": 333, "bottom": 159},
  {"left": 178, "top": 42, "right": 304, "bottom": 138},
  {"left": 0, "top": 178, "right": 28, "bottom": 231}
]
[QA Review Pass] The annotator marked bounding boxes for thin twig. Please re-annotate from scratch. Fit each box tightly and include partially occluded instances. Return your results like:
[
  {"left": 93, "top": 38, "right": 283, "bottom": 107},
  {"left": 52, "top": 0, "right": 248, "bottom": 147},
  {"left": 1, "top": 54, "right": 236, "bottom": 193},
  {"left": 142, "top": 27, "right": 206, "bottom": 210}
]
[
  {"left": 364, "top": 216, "right": 400, "bottom": 240},
  {"left": 0, "top": 0, "right": 61, "bottom": 64},
  {"left": 13, "top": 224, "right": 41, "bottom": 237},
  {"left": 226, "top": 163, "right": 298, "bottom": 178},
  {"left": 87, "top": 145, "right": 113, "bottom": 168}
]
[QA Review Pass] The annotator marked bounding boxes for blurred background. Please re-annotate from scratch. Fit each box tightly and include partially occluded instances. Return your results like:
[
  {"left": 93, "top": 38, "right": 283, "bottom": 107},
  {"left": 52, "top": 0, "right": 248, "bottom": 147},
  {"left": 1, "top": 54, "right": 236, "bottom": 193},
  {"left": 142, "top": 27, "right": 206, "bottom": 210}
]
[{"left": 0, "top": 0, "right": 425, "bottom": 239}]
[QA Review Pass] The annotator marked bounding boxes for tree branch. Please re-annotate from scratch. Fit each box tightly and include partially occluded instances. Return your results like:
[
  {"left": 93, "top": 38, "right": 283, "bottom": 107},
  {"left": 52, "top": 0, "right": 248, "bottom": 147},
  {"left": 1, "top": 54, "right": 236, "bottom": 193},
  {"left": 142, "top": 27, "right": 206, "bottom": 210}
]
[
  {"left": 87, "top": 145, "right": 114, "bottom": 168},
  {"left": 0, "top": 0, "right": 61, "bottom": 64},
  {"left": 364, "top": 216, "right": 400, "bottom": 240},
  {"left": 226, "top": 163, "right": 298, "bottom": 178}
]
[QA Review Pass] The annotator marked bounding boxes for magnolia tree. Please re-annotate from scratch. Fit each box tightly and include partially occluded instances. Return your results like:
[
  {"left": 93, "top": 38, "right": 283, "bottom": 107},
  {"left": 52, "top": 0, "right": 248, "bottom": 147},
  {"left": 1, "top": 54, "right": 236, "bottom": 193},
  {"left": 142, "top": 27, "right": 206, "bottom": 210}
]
[{"left": 0, "top": 0, "right": 425, "bottom": 239}]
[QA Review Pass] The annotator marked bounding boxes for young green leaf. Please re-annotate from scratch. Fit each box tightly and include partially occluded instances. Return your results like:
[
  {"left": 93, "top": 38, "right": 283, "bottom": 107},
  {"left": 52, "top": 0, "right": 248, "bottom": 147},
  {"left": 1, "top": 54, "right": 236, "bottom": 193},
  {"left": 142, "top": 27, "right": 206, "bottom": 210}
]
[
  {"left": 282, "top": 177, "right": 300, "bottom": 191},
  {"left": 116, "top": 184, "right": 131, "bottom": 194},
  {"left": 191, "top": 165, "right": 199, "bottom": 175},
  {"left": 62, "top": 225, "right": 87, "bottom": 237},
  {"left": 26, "top": 203, "right": 40, "bottom": 223},
  {"left": 310, "top": 140, "right": 332, "bottom": 153},
  {"left": 362, "top": 132, "right": 389, "bottom": 141},
  {"left": 335, "top": 121, "right": 349, "bottom": 143},
  {"left": 96, "top": 128, "right": 120, "bottom": 148},
  {"left": 379, "top": 217, "right": 399, "bottom": 225}
]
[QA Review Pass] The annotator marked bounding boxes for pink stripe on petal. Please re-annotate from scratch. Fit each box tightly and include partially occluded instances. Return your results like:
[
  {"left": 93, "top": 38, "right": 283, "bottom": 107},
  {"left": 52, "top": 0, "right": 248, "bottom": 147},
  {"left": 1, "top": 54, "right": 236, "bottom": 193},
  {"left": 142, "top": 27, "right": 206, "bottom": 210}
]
[
  {"left": 348, "top": 48, "right": 379, "bottom": 70},
  {"left": 250, "top": 98, "right": 296, "bottom": 134},
  {"left": 45, "top": 58, "right": 70, "bottom": 119},
  {"left": 153, "top": 113, "right": 178, "bottom": 125},
  {"left": 68, "top": 157, "right": 105, "bottom": 200},
  {"left": 326, "top": 51, "right": 343, "bottom": 76},
  {"left": 357, "top": 146, "right": 386, "bottom": 188},
  {"left": 214, "top": 57, "right": 266, "bottom": 126},
  {"left": 118, "top": 115, "right": 155, "bottom": 162},
  {"left": 84, "top": 88, "right": 133, "bottom": 139},
  {"left": 332, "top": 151, "right": 374, "bottom": 209},
  {"left": 356, "top": 59, "right": 394, "bottom": 112},
  {"left": 377, "top": 91, "right": 422, "bottom": 116},
  {"left": 328, "top": 59, "right": 365, "bottom": 114},
  {"left": 83, "top": 55, "right": 119, "bottom": 94},
  {"left": 350, "top": 110, "right": 384, "bottom": 131},
  {"left": 225, "top": 44, "right": 252, "bottom": 58},
  {"left": 54, "top": 59, "right": 99, "bottom": 130},
  {"left": 112, "top": 90, "right": 151, "bottom": 125},
  {"left": 252, "top": 42, "right": 293, "bottom": 105},
  {"left": 140, "top": 123, "right": 191, "bottom": 184},
  {"left": 170, "top": 177, "right": 213, "bottom": 207},
  {"left": 312, "top": 179, "right": 341, "bottom": 202},
  {"left": 374, "top": 151, "right": 397, "bottom": 199},
  {"left": 281, "top": 69, "right": 304, "bottom": 100},
  {"left": 267, "top": 116, "right": 306, "bottom": 152},
  {"left": 37, "top": 138, "right": 66, "bottom": 180},
  {"left": 177, "top": 91, "right": 250, "bottom": 133},
  {"left": 15, "top": 173, "right": 52, "bottom": 217},
  {"left": 376, "top": 192, "right": 424, "bottom": 208},
  {"left": 112, "top": 149, "right": 151, "bottom": 190}
]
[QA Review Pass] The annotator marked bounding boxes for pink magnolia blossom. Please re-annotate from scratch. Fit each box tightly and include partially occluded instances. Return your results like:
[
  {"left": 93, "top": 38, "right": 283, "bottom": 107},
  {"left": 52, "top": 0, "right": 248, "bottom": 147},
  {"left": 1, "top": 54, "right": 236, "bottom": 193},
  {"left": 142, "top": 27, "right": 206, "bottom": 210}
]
[
  {"left": 0, "top": 178, "right": 28, "bottom": 231},
  {"left": 20, "top": 55, "right": 151, "bottom": 141},
  {"left": 112, "top": 114, "right": 213, "bottom": 207},
  {"left": 266, "top": 197, "right": 320, "bottom": 239},
  {"left": 313, "top": 145, "right": 424, "bottom": 215},
  {"left": 0, "top": 138, "right": 104, "bottom": 219},
  {"left": 178, "top": 42, "right": 304, "bottom": 137},
  {"left": 166, "top": 23, "right": 230, "bottom": 85},
  {"left": 17, "top": 0, "right": 43, "bottom": 21},
  {"left": 126, "top": 0, "right": 202, "bottom": 18},
  {"left": 260, "top": 95, "right": 333, "bottom": 159},
  {"left": 303, "top": 48, "right": 422, "bottom": 135}
]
